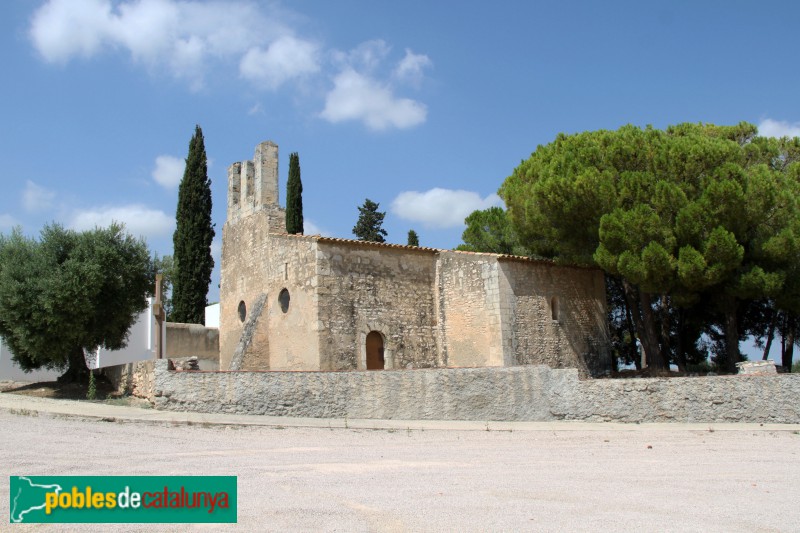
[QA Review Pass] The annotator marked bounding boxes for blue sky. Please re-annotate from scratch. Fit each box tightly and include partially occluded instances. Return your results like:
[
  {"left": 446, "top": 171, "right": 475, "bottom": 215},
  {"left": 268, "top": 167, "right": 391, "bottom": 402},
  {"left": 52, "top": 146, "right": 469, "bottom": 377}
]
[{"left": 1, "top": 0, "right": 799, "bottom": 316}]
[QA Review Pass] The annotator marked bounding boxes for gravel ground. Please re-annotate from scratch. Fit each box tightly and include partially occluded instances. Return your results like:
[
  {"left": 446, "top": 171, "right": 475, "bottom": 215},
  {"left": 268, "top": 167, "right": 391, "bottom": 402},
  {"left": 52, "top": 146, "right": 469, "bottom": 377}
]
[{"left": 1, "top": 411, "right": 798, "bottom": 532}]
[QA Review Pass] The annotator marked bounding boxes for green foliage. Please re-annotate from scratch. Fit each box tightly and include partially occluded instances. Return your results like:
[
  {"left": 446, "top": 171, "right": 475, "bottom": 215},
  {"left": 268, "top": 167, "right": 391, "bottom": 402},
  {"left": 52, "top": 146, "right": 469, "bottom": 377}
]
[
  {"left": 456, "top": 206, "right": 530, "bottom": 256},
  {"left": 87, "top": 371, "right": 96, "bottom": 400},
  {"left": 0, "top": 224, "right": 152, "bottom": 381},
  {"left": 501, "top": 122, "right": 800, "bottom": 371},
  {"left": 353, "top": 199, "right": 388, "bottom": 243},
  {"left": 407, "top": 229, "right": 419, "bottom": 247},
  {"left": 285, "top": 152, "right": 304, "bottom": 234},
  {"left": 172, "top": 125, "right": 215, "bottom": 325}
]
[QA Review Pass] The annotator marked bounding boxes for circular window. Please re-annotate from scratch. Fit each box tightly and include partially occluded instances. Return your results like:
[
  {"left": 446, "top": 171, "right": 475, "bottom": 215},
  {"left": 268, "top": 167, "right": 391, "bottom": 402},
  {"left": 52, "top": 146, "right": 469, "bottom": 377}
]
[
  {"left": 279, "top": 288, "right": 290, "bottom": 313},
  {"left": 238, "top": 301, "right": 247, "bottom": 322}
]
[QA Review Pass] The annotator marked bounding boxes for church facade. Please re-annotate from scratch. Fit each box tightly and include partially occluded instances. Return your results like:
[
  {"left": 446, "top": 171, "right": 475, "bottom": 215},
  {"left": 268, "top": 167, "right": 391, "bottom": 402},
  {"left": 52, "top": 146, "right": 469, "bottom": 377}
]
[{"left": 219, "top": 141, "right": 611, "bottom": 376}]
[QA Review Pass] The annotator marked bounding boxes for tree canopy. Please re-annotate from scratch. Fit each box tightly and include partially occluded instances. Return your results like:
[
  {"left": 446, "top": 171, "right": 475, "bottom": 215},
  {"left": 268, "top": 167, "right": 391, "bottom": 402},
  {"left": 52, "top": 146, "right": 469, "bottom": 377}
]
[
  {"left": 500, "top": 123, "right": 800, "bottom": 372},
  {"left": 171, "top": 125, "right": 215, "bottom": 325},
  {"left": 0, "top": 224, "right": 152, "bottom": 381},
  {"left": 456, "top": 206, "right": 529, "bottom": 256},
  {"left": 407, "top": 230, "right": 419, "bottom": 247},
  {"left": 353, "top": 199, "right": 388, "bottom": 243},
  {"left": 286, "top": 152, "right": 304, "bottom": 234}
]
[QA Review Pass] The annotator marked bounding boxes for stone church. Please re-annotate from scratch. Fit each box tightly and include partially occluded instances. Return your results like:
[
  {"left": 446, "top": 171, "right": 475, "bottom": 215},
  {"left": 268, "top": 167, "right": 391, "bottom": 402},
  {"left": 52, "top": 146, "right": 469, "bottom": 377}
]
[{"left": 219, "top": 141, "right": 611, "bottom": 376}]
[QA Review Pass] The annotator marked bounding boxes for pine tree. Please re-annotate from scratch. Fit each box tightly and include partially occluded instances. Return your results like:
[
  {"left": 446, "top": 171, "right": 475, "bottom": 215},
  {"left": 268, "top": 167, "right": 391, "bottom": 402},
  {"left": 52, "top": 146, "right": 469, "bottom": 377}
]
[
  {"left": 407, "top": 229, "right": 419, "bottom": 247},
  {"left": 171, "top": 125, "right": 215, "bottom": 325},
  {"left": 285, "top": 152, "right": 304, "bottom": 234},
  {"left": 352, "top": 198, "right": 388, "bottom": 243}
]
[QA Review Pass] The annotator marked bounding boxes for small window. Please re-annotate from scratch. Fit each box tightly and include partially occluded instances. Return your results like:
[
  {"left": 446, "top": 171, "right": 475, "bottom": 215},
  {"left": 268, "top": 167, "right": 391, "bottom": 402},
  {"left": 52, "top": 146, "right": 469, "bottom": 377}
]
[
  {"left": 279, "top": 288, "right": 290, "bottom": 313},
  {"left": 550, "top": 297, "right": 559, "bottom": 321},
  {"left": 238, "top": 301, "right": 247, "bottom": 322}
]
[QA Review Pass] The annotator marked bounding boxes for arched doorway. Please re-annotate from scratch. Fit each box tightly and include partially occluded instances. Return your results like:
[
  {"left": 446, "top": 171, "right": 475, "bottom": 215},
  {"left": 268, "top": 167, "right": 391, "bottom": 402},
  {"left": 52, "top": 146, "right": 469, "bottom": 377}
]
[{"left": 366, "top": 331, "right": 385, "bottom": 370}]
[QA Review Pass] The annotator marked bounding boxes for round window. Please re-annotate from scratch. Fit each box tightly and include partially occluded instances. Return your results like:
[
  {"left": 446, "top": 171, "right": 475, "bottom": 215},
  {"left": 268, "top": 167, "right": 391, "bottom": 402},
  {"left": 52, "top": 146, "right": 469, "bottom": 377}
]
[
  {"left": 279, "top": 288, "right": 290, "bottom": 313},
  {"left": 238, "top": 301, "right": 247, "bottom": 322}
]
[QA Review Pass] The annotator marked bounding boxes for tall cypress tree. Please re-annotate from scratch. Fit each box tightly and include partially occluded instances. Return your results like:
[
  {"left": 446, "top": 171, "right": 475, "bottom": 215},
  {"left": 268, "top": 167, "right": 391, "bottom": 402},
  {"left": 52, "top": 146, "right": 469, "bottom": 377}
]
[
  {"left": 407, "top": 229, "right": 420, "bottom": 247},
  {"left": 171, "top": 125, "right": 215, "bottom": 325},
  {"left": 285, "top": 152, "right": 304, "bottom": 234}
]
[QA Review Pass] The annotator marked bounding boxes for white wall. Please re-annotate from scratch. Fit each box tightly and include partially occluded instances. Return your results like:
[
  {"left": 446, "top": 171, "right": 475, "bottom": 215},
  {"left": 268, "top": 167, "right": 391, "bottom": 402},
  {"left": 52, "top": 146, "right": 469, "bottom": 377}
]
[
  {"left": 0, "top": 337, "right": 61, "bottom": 382},
  {"left": 205, "top": 303, "right": 220, "bottom": 328},
  {"left": 89, "top": 298, "right": 166, "bottom": 369},
  {"left": 1, "top": 298, "right": 167, "bottom": 381}
]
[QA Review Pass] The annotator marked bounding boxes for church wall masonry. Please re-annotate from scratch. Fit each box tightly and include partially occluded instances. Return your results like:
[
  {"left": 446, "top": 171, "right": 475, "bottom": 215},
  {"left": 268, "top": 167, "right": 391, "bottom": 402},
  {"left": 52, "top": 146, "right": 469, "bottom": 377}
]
[{"left": 219, "top": 140, "right": 611, "bottom": 375}]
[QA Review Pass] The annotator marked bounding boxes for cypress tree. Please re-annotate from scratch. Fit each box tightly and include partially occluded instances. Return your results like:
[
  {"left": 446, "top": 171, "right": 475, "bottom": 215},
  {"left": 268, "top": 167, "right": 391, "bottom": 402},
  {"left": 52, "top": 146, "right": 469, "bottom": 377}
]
[
  {"left": 407, "top": 229, "right": 419, "bottom": 247},
  {"left": 171, "top": 125, "right": 215, "bottom": 325},
  {"left": 352, "top": 198, "right": 388, "bottom": 243},
  {"left": 285, "top": 152, "right": 304, "bottom": 234}
]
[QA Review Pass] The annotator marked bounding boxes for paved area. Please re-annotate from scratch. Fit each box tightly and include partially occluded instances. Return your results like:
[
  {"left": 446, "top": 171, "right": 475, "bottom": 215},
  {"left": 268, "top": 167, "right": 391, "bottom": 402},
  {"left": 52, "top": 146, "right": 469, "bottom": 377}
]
[{"left": 1, "top": 393, "right": 799, "bottom": 531}]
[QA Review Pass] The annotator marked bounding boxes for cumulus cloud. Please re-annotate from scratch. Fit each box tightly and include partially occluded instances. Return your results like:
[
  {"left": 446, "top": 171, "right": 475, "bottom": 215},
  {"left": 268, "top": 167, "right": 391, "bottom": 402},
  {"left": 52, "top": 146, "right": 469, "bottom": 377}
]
[
  {"left": 0, "top": 214, "right": 18, "bottom": 230},
  {"left": 392, "top": 49, "right": 432, "bottom": 86},
  {"left": 240, "top": 36, "right": 320, "bottom": 89},
  {"left": 22, "top": 181, "right": 57, "bottom": 212},
  {"left": 30, "top": 1, "right": 433, "bottom": 126},
  {"left": 391, "top": 189, "right": 503, "bottom": 229},
  {"left": 69, "top": 205, "right": 174, "bottom": 238},
  {"left": 152, "top": 155, "right": 184, "bottom": 189},
  {"left": 758, "top": 118, "right": 800, "bottom": 139},
  {"left": 322, "top": 40, "right": 431, "bottom": 131},
  {"left": 29, "top": 0, "right": 294, "bottom": 89},
  {"left": 320, "top": 69, "right": 427, "bottom": 131}
]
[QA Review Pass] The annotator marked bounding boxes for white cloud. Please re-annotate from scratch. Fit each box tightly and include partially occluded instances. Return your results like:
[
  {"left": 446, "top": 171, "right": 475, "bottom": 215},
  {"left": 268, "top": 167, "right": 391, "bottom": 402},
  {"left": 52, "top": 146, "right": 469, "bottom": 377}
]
[
  {"left": 0, "top": 214, "right": 18, "bottom": 230},
  {"left": 152, "top": 155, "right": 184, "bottom": 189},
  {"left": 392, "top": 49, "right": 432, "bottom": 86},
  {"left": 22, "top": 181, "right": 57, "bottom": 212},
  {"left": 240, "top": 36, "right": 320, "bottom": 89},
  {"left": 758, "top": 118, "right": 800, "bottom": 139},
  {"left": 69, "top": 205, "right": 174, "bottom": 238},
  {"left": 302, "top": 219, "right": 330, "bottom": 236},
  {"left": 332, "top": 40, "right": 390, "bottom": 71},
  {"left": 30, "top": 0, "right": 286, "bottom": 89},
  {"left": 320, "top": 69, "right": 427, "bottom": 131},
  {"left": 391, "top": 189, "right": 503, "bottom": 229},
  {"left": 210, "top": 236, "right": 222, "bottom": 259}
]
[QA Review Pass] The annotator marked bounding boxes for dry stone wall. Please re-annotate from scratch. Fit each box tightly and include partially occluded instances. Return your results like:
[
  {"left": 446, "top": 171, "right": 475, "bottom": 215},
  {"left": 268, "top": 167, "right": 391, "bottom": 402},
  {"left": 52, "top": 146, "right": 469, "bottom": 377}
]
[{"left": 151, "top": 361, "right": 800, "bottom": 423}]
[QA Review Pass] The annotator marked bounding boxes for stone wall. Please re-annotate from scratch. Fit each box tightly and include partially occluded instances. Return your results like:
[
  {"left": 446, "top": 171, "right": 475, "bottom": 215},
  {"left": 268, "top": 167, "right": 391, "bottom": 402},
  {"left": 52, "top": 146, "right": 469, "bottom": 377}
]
[
  {"left": 317, "top": 242, "right": 438, "bottom": 370},
  {"left": 260, "top": 234, "right": 320, "bottom": 371},
  {"left": 501, "top": 260, "right": 610, "bottom": 376},
  {"left": 103, "top": 360, "right": 155, "bottom": 399},
  {"left": 165, "top": 322, "right": 219, "bottom": 370},
  {"left": 219, "top": 139, "right": 610, "bottom": 375},
  {"left": 152, "top": 361, "right": 800, "bottom": 423},
  {"left": 438, "top": 252, "right": 505, "bottom": 367}
]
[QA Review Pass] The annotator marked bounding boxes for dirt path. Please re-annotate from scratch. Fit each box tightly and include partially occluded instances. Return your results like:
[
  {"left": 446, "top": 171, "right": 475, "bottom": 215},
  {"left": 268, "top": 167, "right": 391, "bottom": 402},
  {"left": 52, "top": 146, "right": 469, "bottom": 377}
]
[{"left": 1, "top": 410, "right": 799, "bottom": 532}]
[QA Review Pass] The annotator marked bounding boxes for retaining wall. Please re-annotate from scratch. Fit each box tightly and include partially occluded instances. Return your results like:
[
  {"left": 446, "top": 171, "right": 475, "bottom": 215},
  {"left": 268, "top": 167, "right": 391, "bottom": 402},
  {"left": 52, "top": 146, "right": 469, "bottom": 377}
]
[
  {"left": 165, "top": 322, "right": 219, "bottom": 370},
  {"left": 103, "top": 360, "right": 155, "bottom": 399},
  {"left": 151, "top": 361, "right": 800, "bottom": 423}
]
